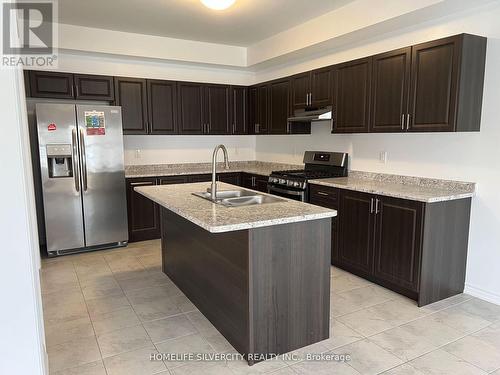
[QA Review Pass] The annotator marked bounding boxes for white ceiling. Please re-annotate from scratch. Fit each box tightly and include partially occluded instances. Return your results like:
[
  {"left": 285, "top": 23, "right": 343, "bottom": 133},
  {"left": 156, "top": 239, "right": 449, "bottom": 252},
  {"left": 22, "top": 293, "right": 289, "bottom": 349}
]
[{"left": 58, "top": 0, "right": 354, "bottom": 46}]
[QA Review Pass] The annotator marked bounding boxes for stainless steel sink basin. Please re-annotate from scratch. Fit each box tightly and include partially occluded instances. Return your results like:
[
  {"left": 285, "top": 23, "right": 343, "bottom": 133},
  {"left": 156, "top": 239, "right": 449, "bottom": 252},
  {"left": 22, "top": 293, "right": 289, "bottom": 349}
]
[
  {"left": 220, "top": 195, "right": 285, "bottom": 207},
  {"left": 192, "top": 189, "right": 285, "bottom": 207},
  {"left": 192, "top": 189, "right": 256, "bottom": 200}
]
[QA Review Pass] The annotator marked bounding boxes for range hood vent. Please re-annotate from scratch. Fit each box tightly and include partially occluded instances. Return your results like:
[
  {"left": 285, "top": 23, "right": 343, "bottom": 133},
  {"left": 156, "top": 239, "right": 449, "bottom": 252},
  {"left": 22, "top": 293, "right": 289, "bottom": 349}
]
[{"left": 287, "top": 106, "right": 332, "bottom": 123}]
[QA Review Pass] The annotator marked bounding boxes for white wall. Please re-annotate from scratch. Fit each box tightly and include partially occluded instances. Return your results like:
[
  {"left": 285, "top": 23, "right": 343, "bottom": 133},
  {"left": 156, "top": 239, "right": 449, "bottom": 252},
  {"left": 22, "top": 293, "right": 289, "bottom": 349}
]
[
  {"left": 124, "top": 135, "right": 255, "bottom": 165},
  {"left": 0, "top": 67, "right": 47, "bottom": 374},
  {"left": 255, "top": 4, "right": 500, "bottom": 304},
  {"left": 59, "top": 23, "right": 247, "bottom": 67}
]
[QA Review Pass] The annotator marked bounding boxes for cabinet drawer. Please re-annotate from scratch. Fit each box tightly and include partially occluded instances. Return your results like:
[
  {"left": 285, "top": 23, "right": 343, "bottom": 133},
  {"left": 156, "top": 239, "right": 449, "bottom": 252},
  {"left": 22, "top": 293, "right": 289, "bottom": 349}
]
[
  {"left": 189, "top": 174, "right": 212, "bottom": 183},
  {"left": 309, "top": 185, "right": 338, "bottom": 209},
  {"left": 158, "top": 176, "right": 189, "bottom": 185}
]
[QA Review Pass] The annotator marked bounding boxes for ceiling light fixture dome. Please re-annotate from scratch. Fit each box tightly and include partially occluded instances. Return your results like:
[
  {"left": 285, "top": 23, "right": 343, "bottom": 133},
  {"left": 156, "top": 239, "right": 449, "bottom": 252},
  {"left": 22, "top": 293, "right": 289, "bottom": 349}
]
[{"left": 200, "top": 0, "right": 236, "bottom": 11}]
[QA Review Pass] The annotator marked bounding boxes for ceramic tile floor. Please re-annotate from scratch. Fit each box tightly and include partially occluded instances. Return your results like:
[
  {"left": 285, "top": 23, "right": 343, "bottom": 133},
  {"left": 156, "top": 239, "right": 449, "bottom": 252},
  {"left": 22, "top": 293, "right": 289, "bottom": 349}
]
[{"left": 41, "top": 240, "right": 500, "bottom": 375}]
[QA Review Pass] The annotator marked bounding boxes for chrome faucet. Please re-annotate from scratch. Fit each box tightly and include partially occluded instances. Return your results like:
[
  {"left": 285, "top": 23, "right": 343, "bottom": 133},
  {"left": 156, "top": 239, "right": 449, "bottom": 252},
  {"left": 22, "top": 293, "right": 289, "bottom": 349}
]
[{"left": 210, "top": 144, "right": 230, "bottom": 201}]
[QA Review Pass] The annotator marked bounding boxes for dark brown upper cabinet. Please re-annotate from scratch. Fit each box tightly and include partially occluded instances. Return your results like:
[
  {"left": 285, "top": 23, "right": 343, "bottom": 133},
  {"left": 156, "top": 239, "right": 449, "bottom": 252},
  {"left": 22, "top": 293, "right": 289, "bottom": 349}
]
[
  {"left": 408, "top": 34, "right": 486, "bottom": 132},
  {"left": 147, "top": 80, "right": 177, "bottom": 135},
  {"left": 268, "top": 79, "right": 290, "bottom": 134},
  {"left": 74, "top": 74, "right": 114, "bottom": 101},
  {"left": 29, "top": 71, "right": 75, "bottom": 99},
  {"left": 370, "top": 47, "right": 411, "bottom": 133},
  {"left": 332, "top": 57, "right": 372, "bottom": 133},
  {"left": 249, "top": 85, "right": 269, "bottom": 134},
  {"left": 291, "top": 72, "right": 310, "bottom": 110},
  {"left": 177, "top": 82, "right": 204, "bottom": 134},
  {"left": 257, "top": 85, "right": 269, "bottom": 134},
  {"left": 248, "top": 87, "right": 257, "bottom": 135},
  {"left": 25, "top": 34, "right": 486, "bottom": 136},
  {"left": 230, "top": 86, "right": 248, "bottom": 135},
  {"left": 204, "top": 84, "right": 230, "bottom": 135},
  {"left": 114, "top": 77, "right": 148, "bottom": 134},
  {"left": 291, "top": 67, "right": 332, "bottom": 110},
  {"left": 310, "top": 67, "right": 333, "bottom": 108}
]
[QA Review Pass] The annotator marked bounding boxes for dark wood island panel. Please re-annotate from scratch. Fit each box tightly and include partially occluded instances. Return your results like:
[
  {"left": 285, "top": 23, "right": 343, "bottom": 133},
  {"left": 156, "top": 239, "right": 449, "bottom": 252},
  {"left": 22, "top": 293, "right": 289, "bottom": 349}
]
[{"left": 160, "top": 208, "right": 331, "bottom": 364}]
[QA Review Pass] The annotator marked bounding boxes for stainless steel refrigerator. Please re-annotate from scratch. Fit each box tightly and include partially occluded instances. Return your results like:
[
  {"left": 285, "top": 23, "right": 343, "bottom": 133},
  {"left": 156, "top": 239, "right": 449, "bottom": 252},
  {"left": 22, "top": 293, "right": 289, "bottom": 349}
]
[{"left": 36, "top": 103, "right": 128, "bottom": 256}]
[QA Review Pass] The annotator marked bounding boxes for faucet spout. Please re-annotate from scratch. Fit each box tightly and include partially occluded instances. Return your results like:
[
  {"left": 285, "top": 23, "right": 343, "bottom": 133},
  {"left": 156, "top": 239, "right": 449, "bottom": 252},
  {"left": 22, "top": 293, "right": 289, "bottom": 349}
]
[{"left": 211, "top": 144, "right": 230, "bottom": 201}]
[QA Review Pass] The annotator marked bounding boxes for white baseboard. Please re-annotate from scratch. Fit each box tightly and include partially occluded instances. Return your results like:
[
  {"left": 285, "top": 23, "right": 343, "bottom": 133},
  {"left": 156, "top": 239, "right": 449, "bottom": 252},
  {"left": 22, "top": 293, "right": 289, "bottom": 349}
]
[{"left": 464, "top": 284, "right": 500, "bottom": 306}]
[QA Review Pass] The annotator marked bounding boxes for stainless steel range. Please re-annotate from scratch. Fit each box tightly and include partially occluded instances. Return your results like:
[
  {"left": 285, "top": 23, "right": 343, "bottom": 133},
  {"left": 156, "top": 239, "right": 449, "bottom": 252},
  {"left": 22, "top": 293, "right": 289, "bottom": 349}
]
[{"left": 268, "top": 151, "right": 348, "bottom": 201}]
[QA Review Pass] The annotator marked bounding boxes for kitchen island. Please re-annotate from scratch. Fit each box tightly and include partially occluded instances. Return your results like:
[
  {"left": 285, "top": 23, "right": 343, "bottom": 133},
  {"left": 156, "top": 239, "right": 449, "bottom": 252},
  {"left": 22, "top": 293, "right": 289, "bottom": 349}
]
[{"left": 135, "top": 182, "right": 336, "bottom": 365}]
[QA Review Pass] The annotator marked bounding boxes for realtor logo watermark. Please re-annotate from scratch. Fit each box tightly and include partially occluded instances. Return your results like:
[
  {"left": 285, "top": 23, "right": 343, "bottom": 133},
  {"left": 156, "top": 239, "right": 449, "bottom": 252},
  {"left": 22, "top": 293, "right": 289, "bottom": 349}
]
[{"left": 2, "top": 0, "right": 58, "bottom": 68}]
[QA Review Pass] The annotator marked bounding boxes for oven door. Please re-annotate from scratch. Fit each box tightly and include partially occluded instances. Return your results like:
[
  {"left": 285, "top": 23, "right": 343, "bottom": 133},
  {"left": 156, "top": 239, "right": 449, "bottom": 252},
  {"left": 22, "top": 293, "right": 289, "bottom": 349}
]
[{"left": 268, "top": 185, "right": 305, "bottom": 202}]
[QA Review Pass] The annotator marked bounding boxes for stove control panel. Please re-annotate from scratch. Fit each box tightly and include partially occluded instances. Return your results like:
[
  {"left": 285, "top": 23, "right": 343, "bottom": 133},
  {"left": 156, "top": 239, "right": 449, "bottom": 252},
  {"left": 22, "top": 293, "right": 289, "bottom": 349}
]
[{"left": 268, "top": 176, "right": 306, "bottom": 189}]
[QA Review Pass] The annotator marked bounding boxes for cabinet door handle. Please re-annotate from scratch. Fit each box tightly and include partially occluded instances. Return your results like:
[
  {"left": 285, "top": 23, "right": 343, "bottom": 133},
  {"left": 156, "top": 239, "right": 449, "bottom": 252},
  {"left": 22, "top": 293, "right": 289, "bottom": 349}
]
[
  {"left": 406, "top": 113, "right": 411, "bottom": 130},
  {"left": 317, "top": 191, "right": 329, "bottom": 196},
  {"left": 130, "top": 181, "right": 153, "bottom": 187},
  {"left": 401, "top": 114, "right": 405, "bottom": 130},
  {"left": 71, "top": 128, "right": 80, "bottom": 192},
  {"left": 370, "top": 198, "right": 374, "bottom": 213},
  {"left": 375, "top": 198, "right": 380, "bottom": 214}
]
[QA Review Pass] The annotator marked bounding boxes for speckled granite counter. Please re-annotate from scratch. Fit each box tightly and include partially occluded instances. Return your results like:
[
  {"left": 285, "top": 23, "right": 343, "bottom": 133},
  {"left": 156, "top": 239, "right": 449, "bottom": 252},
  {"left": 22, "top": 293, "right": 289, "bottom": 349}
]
[
  {"left": 125, "top": 161, "right": 300, "bottom": 178},
  {"left": 310, "top": 171, "right": 475, "bottom": 203},
  {"left": 135, "top": 182, "right": 336, "bottom": 233}
]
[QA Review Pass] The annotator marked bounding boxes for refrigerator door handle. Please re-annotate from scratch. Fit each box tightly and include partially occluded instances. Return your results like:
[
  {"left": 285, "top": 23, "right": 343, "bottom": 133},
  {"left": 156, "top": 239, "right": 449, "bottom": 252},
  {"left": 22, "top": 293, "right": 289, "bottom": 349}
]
[
  {"left": 71, "top": 128, "right": 80, "bottom": 192},
  {"left": 79, "top": 128, "right": 88, "bottom": 192}
]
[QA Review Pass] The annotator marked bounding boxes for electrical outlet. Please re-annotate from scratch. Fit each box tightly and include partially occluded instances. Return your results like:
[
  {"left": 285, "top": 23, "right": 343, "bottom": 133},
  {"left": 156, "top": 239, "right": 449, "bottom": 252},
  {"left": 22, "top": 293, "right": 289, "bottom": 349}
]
[
  {"left": 134, "top": 149, "right": 141, "bottom": 159},
  {"left": 379, "top": 151, "right": 388, "bottom": 164}
]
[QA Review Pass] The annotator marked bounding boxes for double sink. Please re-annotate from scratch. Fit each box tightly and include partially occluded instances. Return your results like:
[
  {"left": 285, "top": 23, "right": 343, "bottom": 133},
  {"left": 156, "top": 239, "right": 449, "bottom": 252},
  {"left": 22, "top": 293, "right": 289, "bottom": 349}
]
[{"left": 192, "top": 189, "right": 285, "bottom": 207}]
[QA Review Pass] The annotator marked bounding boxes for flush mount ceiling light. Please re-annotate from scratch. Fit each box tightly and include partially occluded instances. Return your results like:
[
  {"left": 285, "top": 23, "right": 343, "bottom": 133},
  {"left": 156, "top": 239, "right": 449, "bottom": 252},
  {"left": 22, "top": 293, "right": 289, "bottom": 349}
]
[{"left": 200, "top": 0, "right": 236, "bottom": 10}]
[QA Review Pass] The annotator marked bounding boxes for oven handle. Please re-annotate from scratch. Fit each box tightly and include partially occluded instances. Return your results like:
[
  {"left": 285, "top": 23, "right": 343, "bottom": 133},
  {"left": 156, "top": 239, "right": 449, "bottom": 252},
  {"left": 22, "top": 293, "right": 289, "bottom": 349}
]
[{"left": 268, "top": 185, "right": 305, "bottom": 200}]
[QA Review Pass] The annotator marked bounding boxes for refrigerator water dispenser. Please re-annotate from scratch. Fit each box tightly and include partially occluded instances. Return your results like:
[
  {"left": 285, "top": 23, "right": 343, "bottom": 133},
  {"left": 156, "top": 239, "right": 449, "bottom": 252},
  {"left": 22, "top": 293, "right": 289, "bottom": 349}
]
[{"left": 46, "top": 144, "right": 73, "bottom": 178}]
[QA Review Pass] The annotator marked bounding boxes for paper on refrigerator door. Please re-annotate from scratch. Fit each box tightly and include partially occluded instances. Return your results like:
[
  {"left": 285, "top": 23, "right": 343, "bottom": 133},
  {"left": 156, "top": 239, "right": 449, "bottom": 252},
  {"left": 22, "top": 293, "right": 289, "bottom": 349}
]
[{"left": 84, "top": 111, "right": 106, "bottom": 135}]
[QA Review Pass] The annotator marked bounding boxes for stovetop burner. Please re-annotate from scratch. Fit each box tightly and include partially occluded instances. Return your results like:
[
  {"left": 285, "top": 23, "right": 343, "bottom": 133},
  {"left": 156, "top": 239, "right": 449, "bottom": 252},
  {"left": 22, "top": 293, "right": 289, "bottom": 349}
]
[
  {"left": 271, "top": 169, "right": 342, "bottom": 180},
  {"left": 267, "top": 152, "right": 348, "bottom": 196}
]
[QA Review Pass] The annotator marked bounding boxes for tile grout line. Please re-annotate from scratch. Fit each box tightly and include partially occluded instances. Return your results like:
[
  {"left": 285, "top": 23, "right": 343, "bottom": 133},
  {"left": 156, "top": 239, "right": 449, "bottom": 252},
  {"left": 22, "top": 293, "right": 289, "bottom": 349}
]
[
  {"left": 100, "top": 248, "right": 168, "bottom": 372},
  {"left": 72, "top": 254, "right": 111, "bottom": 375},
  {"left": 365, "top": 318, "right": 496, "bottom": 374}
]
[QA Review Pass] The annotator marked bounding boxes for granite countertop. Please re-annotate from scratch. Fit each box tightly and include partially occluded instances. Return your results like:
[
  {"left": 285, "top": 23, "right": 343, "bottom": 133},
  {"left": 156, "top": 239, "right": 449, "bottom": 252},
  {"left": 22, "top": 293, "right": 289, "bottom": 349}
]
[
  {"left": 310, "top": 171, "right": 475, "bottom": 203},
  {"left": 125, "top": 161, "right": 300, "bottom": 178},
  {"left": 135, "top": 182, "right": 336, "bottom": 233}
]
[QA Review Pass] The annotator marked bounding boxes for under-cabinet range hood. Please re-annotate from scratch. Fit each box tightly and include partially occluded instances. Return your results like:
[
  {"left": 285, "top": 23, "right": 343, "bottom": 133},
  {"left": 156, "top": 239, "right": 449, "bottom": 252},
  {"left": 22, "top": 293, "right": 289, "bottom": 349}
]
[{"left": 287, "top": 106, "right": 332, "bottom": 123}]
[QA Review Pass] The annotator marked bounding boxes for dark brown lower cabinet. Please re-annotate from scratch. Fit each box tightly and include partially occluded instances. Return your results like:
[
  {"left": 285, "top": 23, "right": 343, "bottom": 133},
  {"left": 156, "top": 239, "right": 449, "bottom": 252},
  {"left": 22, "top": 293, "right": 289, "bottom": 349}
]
[
  {"left": 338, "top": 190, "right": 375, "bottom": 275},
  {"left": 241, "top": 173, "right": 268, "bottom": 192},
  {"left": 309, "top": 185, "right": 471, "bottom": 306},
  {"left": 373, "top": 196, "right": 423, "bottom": 292},
  {"left": 188, "top": 174, "right": 212, "bottom": 183},
  {"left": 126, "top": 178, "right": 161, "bottom": 242},
  {"left": 309, "top": 185, "right": 339, "bottom": 264},
  {"left": 126, "top": 173, "right": 246, "bottom": 242},
  {"left": 159, "top": 176, "right": 189, "bottom": 185},
  {"left": 217, "top": 172, "right": 241, "bottom": 185}
]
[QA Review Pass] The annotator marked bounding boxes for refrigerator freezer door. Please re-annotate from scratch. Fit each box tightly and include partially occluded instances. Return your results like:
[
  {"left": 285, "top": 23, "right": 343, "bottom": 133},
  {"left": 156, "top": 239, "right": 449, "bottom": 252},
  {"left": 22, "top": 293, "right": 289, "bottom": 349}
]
[
  {"left": 76, "top": 105, "right": 128, "bottom": 246},
  {"left": 36, "top": 103, "right": 85, "bottom": 252}
]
